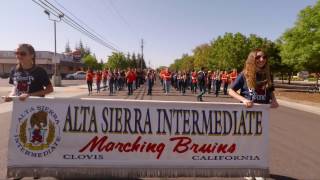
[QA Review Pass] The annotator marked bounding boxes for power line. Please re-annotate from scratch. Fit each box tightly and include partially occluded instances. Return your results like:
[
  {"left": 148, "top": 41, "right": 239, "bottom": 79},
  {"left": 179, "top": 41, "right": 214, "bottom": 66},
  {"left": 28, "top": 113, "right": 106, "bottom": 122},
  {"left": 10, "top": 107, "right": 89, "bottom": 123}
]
[
  {"left": 108, "top": 0, "right": 132, "bottom": 30},
  {"left": 32, "top": 0, "right": 123, "bottom": 52},
  {"left": 32, "top": 0, "right": 60, "bottom": 17},
  {"left": 51, "top": 0, "right": 122, "bottom": 51},
  {"left": 61, "top": 17, "right": 117, "bottom": 51},
  {"left": 42, "top": 0, "right": 118, "bottom": 51},
  {"left": 102, "top": 0, "right": 140, "bottom": 41}
]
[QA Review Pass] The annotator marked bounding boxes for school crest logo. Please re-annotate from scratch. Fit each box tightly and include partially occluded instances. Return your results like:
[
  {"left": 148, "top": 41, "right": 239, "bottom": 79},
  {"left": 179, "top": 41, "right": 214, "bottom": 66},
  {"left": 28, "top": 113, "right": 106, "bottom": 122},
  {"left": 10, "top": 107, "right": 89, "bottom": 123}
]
[{"left": 14, "top": 107, "right": 61, "bottom": 157}]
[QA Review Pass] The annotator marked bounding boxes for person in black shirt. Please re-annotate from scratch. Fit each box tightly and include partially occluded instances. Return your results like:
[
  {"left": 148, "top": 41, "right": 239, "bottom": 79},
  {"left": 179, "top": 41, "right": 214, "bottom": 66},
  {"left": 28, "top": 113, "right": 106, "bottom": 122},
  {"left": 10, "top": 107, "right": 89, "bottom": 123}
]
[
  {"left": 146, "top": 69, "right": 154, "bottom": 95},
  {"left": 228, "top": 49, "right": 278, "bottom": 108},
  {"left": 3, "top": 44, "right": 53, "bottom": 102},
  {"left": 197, "top": 67, "right": 206, "bottom": 101}
]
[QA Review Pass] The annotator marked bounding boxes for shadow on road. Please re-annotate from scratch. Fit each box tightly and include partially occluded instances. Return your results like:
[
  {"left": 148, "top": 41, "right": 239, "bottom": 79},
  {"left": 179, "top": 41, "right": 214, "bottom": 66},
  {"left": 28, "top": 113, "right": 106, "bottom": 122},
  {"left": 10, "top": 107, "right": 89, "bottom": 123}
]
[
  {"left": 270, "top": 174, "right": 298, "bottom": 180},
  {"left": 279, "top": 89, "right": 309, "bottom": 93},
  {"left": 63, "top": 178, "right": 142, "bottom": 180}
]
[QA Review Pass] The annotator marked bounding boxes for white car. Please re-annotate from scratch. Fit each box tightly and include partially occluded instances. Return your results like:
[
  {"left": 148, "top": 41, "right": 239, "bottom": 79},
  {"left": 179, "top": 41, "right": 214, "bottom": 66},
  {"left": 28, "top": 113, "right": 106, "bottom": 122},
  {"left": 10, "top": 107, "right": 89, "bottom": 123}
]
[{"left": 65, "top": 71, "right": 86, "bottom": 80}]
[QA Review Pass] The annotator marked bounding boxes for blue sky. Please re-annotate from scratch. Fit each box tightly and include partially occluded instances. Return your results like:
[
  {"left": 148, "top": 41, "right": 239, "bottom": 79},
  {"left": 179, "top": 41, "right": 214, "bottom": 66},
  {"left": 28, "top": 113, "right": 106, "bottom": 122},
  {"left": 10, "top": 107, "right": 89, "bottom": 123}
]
[{"left": 0, "top": 0, "right": 318, "bottom": 68}]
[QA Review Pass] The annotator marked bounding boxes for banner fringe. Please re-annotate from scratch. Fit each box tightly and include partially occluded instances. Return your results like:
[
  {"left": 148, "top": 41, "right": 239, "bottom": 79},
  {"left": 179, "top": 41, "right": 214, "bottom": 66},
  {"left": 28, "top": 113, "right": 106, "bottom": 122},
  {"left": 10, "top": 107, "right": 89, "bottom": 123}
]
[{"left": 8, "top": 167, "right": 269, "bottom": 179}]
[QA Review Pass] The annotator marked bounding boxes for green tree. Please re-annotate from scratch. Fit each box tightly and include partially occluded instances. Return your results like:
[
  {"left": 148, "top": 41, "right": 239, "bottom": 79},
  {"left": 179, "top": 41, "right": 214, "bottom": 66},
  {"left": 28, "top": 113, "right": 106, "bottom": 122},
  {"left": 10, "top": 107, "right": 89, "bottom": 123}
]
[
  {"left": 83, "top": 54, "right": 98, "bottom": 69},
  {"left": 169, "top": 32, "right": 283, "bottom": 78},
  {"left": 137, "top": 53, "right": 142, "bottom": 69},
  {"left": 136, "top": 53, "right": 147, "bottom": 70},
  {"left": 169, "top": 54, "right": 194, "bottom": 72},
  {"left": 269, "top": 40, "right": 293, "bottom": 83},
  {"left": 193, "top": 44, "right": 211, "bottom": 70},
  {"left": 107, "top": 52, "right": 128, "bottom": 70},
  {"left": 280, "top": 1, "right": 320, "bottom": 85},
  {"left": 247, "top": 34, "right": 265, "bottom": 50},
  {"left": 97, "top": 59, "right": 104, "bottom": 70},
  {"left": 180, "top": 55, "right": 195, "bottom": 71},
  {"left": 208, "top": 33, "right": 281, "bottom": 72},
  {"left": 131, "top": 53, "right": 137, "bottom": 68},
  {"left": 208, "top": 33, "right": 249, "bottom": 71},
  {"left": 169, "top": 59, "right": 180, "bottom": 72}
]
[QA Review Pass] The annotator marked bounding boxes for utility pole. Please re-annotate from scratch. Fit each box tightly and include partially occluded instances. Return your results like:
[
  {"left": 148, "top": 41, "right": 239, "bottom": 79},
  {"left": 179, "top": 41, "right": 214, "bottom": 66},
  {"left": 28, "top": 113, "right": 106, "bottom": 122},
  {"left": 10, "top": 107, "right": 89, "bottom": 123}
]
[
  {"left": 141, "top": 39, "right": 144, "bottom": 70},
  {"left": 44, "top": 10, "right": 64, "bottom": 87}
]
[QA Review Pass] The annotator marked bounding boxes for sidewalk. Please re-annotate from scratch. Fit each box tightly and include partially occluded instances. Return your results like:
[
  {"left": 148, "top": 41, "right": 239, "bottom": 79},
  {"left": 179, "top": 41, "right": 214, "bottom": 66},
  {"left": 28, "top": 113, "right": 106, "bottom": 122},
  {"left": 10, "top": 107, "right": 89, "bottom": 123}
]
[
  {"left": 277, "top": 99, "right": 320, "bottom": 116},
  {"left": 0, "top": 84, "right": 88, "bottom": 114},
  {"left": 47, "top": 84, "right": 88, "bottom": 98},
  {"left": 274, "top": 79, "right": 318, "bottom": 85}
]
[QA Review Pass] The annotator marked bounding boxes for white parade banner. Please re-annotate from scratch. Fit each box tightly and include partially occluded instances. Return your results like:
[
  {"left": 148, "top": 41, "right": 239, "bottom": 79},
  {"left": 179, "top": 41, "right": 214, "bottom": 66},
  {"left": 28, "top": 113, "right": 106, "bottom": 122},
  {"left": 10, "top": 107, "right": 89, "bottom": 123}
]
[{"left": 7, "top": 97, "right": 269, "bottom": 178}]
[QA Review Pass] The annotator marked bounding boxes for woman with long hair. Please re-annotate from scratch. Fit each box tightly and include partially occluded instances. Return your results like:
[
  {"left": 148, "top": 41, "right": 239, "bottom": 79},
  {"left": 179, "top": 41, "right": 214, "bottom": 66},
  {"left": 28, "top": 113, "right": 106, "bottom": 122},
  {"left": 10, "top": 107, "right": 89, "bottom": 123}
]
[
  {"left": 228, "top": 49, "right": 279, "bottom": 108},
  {"left": 4, "top": 44, "right": 53, "bottom": 102}
]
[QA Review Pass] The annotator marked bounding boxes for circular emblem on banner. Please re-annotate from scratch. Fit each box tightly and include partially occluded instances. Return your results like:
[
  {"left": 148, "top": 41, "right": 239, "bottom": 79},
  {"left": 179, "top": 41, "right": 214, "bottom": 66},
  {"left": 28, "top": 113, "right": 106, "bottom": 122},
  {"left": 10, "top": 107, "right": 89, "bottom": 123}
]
[{"left": 14, "top": 107, "right": 61, "bottom": 157}]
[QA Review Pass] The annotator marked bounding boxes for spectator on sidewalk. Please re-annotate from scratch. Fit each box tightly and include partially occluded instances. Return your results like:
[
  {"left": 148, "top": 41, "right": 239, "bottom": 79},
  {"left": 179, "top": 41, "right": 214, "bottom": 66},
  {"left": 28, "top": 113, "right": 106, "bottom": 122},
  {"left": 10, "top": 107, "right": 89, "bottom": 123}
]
[
  {"left": 4, "top": 43, "right": 53, "bottom": 102},
  {"left": 228, "top": 49, "right": 279, "bottom": 108}
]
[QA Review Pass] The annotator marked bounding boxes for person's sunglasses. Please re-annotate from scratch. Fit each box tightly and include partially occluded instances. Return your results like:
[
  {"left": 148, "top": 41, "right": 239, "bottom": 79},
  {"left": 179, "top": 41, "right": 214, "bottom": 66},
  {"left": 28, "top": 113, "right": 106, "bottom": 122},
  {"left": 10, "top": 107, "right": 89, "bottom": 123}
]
[
  {"left": 255, "top": 55, "right": 267, "bottom": 60},
  {"left": 14, "top": 51, "right": 27, "bottom": 56}
]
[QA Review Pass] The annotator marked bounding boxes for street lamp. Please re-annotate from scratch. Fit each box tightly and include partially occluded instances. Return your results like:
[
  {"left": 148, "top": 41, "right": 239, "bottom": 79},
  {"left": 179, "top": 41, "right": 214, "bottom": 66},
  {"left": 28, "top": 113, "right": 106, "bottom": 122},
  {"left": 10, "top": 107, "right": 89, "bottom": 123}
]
[{"left": 44, "top": 10, "right": 64, "bottom": 87}]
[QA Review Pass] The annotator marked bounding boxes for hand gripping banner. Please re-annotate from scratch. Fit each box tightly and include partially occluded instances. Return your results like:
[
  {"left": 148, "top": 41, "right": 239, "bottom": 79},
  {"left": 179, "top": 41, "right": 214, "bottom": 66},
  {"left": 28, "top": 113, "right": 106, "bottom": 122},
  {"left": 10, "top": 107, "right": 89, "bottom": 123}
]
[{"left": 7, "top": 97, "right": 269, "bottom": 179}]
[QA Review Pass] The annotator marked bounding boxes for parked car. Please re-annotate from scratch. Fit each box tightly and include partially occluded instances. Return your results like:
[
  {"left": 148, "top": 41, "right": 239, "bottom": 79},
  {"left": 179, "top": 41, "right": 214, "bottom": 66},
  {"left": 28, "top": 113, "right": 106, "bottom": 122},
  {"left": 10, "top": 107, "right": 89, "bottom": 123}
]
[
  {"left": 65, "top": 71, "right": 86, "bottom": 80},
  {"left": 297, "top": 71, "right": 309, "bottom": 80},
  {"left": 0, "top": 73, "right": 10, "bottom": 79}
]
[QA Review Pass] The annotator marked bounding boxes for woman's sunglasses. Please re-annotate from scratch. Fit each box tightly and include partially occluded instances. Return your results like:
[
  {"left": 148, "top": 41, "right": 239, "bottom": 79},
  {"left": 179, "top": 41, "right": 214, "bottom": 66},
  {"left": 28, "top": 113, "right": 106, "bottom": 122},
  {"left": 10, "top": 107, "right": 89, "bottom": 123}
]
[
  {"left": 14, "top": 51, "right": 27, "bottom": 56},
  {"left": 255, "top": 55, "right": 267, "bottom": 60}
]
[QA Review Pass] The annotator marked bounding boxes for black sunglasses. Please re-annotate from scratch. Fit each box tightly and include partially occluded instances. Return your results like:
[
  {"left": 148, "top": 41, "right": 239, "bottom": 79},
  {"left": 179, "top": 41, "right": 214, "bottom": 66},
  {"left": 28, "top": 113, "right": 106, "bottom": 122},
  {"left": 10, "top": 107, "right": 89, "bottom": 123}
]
[{"left": 255, "top": 55, "right": 267, "bottom": 60}]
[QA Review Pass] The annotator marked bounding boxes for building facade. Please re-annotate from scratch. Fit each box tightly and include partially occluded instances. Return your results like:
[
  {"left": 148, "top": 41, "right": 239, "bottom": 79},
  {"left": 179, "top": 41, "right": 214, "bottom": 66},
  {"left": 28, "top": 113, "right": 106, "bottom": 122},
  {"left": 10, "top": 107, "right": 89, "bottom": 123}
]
[{"left": 0, "top": 51, "right": 85, "bottom": 78}]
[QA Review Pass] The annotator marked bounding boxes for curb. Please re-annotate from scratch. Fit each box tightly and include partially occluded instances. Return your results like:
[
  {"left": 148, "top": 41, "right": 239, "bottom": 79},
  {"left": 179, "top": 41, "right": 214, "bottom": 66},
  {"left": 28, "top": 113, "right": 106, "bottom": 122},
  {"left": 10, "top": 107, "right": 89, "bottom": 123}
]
[{"left": 278, "top": 99, "right": 320, "bottom": 116}]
